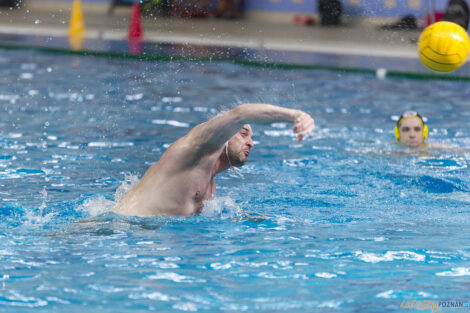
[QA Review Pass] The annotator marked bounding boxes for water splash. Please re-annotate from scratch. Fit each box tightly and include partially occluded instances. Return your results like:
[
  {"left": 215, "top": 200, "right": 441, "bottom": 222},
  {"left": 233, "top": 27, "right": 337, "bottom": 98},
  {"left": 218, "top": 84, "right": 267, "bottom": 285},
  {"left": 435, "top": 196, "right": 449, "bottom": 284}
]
[
  {"left": 76, "top": 196, "right": 115, "bottom": 217},
  {"left": 23, "top": 188, "right": 56, "bottom": 226},
  {"left": 75, "top": 174, "right": 140, "bottom": 217},
  {"left": 200, "top": 196, "right": 242, "bottom": 219},
  {"left": 226, "top": 166, "right": 244, "bottom": 178},
  {"left": 114, "top": 174, "right": 139, "bottom": 203}
]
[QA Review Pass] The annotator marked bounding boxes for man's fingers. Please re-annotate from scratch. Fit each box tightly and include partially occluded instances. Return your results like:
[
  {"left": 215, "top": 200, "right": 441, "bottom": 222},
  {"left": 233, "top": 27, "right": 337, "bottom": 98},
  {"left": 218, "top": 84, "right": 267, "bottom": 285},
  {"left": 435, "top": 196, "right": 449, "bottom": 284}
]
[
  {"left": 303, "top": 117, "right": 315, "bottom": 132},
  {"left": 292, "top": 112, "right": 315, "bottom": 140}
]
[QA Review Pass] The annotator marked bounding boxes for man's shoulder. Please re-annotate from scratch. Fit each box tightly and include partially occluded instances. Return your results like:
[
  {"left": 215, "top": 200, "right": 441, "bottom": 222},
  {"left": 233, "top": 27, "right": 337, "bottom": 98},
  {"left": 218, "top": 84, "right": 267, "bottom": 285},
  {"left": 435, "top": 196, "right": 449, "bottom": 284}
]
[{"left": 159, "top": 135, "right": 221, "bottom": 171}]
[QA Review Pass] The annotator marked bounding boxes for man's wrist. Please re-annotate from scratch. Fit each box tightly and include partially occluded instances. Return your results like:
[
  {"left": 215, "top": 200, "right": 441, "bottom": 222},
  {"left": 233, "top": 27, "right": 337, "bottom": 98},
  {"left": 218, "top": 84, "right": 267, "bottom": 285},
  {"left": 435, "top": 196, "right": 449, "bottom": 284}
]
[{"left": 292, "top": 109, "right": 302, "bottom": 121}]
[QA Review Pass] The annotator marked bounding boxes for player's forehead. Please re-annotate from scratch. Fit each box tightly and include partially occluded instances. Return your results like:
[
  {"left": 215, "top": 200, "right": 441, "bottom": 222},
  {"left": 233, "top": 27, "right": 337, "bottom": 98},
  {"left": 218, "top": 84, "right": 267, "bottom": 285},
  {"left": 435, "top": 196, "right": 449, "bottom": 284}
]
[{"left": 400, "top": 117, "right": 422, "bottom": 127}]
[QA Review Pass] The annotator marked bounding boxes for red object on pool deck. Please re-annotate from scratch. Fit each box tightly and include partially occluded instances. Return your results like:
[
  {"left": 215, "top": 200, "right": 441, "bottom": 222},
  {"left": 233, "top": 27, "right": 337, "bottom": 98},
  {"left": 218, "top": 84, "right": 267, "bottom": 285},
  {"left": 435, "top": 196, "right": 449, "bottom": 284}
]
[
  {"left": 426, "top": 11, "right": 444, "bottom": 26},
  {"left": 128, "top": 2, "right": 142, "bottom": 41},
  {"left": 293, "top": 15, "right": 315, "bottom": 25}
]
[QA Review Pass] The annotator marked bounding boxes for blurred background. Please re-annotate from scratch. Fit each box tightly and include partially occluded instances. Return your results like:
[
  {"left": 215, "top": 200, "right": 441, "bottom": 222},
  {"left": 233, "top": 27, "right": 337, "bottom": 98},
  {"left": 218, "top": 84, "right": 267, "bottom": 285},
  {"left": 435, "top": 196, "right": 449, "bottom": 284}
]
[
  {"left": 0, "top": 0, "right": 457, "bottom": 30},
  {"left": 0, "top": 0, "right": 468, "bottom": 76}
]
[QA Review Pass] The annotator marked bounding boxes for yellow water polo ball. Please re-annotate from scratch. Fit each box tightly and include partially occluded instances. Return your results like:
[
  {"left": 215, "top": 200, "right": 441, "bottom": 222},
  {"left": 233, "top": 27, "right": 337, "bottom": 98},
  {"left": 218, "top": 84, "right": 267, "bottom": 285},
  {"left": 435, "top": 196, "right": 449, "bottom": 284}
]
[{"left": 418, "top": 21, "right": 470, "bottom": 73}]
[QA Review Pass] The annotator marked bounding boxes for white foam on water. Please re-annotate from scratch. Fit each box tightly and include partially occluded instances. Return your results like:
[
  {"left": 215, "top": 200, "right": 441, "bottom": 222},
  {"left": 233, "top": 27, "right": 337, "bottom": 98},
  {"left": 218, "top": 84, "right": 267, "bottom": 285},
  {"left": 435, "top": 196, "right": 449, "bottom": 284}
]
[
  {"left": 45, "top": 297, "right": 70, "bottom": 305},
  {"left": 315, "top": 272, "right": 337, "bottom": 279},
  {"left": 376, "top": 290, "right": 397, "bottom": 299},
  {"left": 355, "top": 251, "right": 426, "bottom": 263},
  {"left": 4, "top": 291, "right": 47, "bottom": 307},
  {"left": 88, "top": 284, "right": 124, "bottom": 293},
  {"left": 200, "top": 196, "right": 242, "bottom": 219},
  {"left": 162, "top": 96, "right": 182, "bottom": 103},
  {"left": 77, "top": 196, "right": 115, "bottom": 217},
  {"left": 165, "top": 106, "right": 190, "bottom": 113},
  {"left": 271, "top": 122, "right": 287, "bottom": 128},
  {"left": 317, "top": 300, "right": 342, "bottom": 308},
  {"left": 193, "top": 106, "right": 208, "bottom": 112},
  {"left": 148, "top": 271, "right": 206, "bottom": 283},
  {"left": 151, "top": 120, "right": 190, "bottom": 128},
  {"left": 87, "top": 142, "right": 134, "bottom": 148},
  {"left": 125, "top": 93, "right": 143, "bottom": 101},
  {"left": 172, "top": 302, "right": 198, "bottom": 312},
  {"left": 152, "top": 262, "right": 179, "bottom": 269},
  {"left": 19, "top": 73, "right": 34, "bottom": 80},
  {"left": 6, "top": 133, "right": 22, "bottom": 139},
  {"left": 0, "top": 94, "right": 19, "bottom": 103},
  {"left": 129, "top": 291, "right": 176, "bottom": 301},
  {"left": 264, "top": 129, "right": 292, "bottom": 137},
  {"left": 47, "top": 92, "right": 93, "bottom": 102},
  {"left": 436, "top": 267, "right": 470, "bottom": 277},
  {"left": 418, "top": 291, "right": 433, "bottom": 298},
  {"left": 210, "top": 262, "right": 232, "bottom": 270},
  {"left": 359, "top": 236, "right": 386, "bottom": 242}
]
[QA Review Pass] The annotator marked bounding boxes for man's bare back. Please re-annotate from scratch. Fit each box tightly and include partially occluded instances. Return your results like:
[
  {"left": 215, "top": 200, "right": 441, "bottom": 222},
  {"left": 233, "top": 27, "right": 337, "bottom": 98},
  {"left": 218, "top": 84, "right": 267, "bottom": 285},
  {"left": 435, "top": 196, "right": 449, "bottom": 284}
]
[{"left": 113, "top": 103, "right": 315, "bottom": 217}]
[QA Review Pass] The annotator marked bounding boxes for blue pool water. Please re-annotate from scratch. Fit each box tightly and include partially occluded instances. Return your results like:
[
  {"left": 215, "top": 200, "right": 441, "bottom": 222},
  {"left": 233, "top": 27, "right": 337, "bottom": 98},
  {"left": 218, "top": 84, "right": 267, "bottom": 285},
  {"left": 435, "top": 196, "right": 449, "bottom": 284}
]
[{"left": 1, "top": 49, "right": 470, "bottom": 312}]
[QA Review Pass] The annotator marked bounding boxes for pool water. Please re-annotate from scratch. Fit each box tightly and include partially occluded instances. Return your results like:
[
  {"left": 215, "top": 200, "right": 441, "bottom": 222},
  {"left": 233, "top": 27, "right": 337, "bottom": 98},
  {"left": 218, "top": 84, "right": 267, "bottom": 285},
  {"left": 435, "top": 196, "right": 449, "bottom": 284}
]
[{"left": 1, "top": 49, "right": 470, "bottom": 312}]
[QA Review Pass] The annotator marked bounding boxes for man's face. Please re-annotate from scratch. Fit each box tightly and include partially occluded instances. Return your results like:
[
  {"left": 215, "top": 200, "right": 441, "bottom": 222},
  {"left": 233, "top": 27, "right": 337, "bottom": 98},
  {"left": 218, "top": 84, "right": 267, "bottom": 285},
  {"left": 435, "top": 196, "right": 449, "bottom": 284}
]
[
  {"left": 398, "top": 117, "right": 424, "bottom": 147},
  {"left": 227, "top": 124, "right": 254, "bottom": 167}
]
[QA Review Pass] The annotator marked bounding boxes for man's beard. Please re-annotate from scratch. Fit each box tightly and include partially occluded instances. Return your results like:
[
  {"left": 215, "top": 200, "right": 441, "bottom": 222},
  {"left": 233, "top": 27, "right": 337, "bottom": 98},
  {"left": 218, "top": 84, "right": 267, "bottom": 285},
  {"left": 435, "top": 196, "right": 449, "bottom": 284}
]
[{"left": 229, "top": 152, "right": 246, "bottom": 167}]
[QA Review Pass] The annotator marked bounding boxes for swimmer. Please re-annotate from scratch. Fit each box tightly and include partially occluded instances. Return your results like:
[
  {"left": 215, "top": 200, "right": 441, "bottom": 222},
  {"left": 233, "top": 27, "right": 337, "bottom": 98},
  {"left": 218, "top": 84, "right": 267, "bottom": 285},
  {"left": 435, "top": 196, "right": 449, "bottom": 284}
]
[
  {"left": 394, "top": 110, "right": 469, "bottom": 152},
  {"left": 394, "top": 111, "right": 428, "bottom": 148},
  {"left": 113, "top": 103, "right": 315, "bottom": 217}
]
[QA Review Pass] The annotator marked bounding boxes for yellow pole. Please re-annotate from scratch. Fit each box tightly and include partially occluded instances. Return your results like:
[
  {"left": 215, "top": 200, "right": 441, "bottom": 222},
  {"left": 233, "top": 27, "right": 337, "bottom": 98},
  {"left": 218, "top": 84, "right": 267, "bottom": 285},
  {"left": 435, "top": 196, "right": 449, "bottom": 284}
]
[{"left": 69, "top": 0, "right": 85, "bottom": 50}]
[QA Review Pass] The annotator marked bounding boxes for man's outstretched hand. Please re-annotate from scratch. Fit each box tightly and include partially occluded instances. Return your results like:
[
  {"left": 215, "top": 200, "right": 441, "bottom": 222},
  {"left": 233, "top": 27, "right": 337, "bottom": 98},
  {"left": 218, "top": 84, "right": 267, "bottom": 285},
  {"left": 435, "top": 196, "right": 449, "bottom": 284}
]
[{"left": 293, "top": 111, "right": 315, "bottom": 142}]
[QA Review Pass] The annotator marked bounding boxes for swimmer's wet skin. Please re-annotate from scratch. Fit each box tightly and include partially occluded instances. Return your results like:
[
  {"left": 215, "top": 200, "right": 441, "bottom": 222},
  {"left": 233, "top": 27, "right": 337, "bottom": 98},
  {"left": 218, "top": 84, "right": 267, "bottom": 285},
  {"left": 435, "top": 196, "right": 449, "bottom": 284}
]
[{"left": 112, "top": 103, "right": 315, "bottom": 217}]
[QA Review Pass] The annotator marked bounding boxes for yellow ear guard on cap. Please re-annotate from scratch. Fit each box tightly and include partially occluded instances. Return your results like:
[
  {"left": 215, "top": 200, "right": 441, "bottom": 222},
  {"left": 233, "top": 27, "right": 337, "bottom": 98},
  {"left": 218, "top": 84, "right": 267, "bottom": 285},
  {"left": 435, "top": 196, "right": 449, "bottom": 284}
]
[
  {"left": 394, "top": 125, "right": 400, "bottom": 140},
  {"left": 394, "top": 111, "right": 428, "bottom": 141}
]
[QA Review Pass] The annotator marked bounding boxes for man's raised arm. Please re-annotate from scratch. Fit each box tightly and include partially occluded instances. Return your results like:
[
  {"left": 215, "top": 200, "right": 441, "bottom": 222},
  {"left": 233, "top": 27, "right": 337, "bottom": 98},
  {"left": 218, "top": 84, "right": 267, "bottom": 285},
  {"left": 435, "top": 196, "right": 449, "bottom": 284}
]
[{"left": 186, "top": 103, "right": 315, "bottom": 155}]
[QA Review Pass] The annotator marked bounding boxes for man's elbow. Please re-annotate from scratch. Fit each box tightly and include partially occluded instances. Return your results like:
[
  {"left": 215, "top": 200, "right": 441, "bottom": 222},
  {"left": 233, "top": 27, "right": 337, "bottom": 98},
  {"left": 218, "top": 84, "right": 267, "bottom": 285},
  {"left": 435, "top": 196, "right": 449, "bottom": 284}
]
[
  {"left": 231, "top": 103, "right": 260, "bottom": 122},
  {"left": 230, "top": 104, "right": 248, "bottom": 124}
]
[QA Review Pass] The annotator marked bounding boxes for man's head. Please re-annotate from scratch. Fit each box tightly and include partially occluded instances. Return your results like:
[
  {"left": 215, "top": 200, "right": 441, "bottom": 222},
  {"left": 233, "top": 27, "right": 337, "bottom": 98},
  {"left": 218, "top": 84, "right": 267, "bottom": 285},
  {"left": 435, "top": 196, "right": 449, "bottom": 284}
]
[
  {"left": 226, "top": 124, "right": 254, "bottom": 167},
  {"left": 394, "top": 111, "right": 428, "bottom": 147}
]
